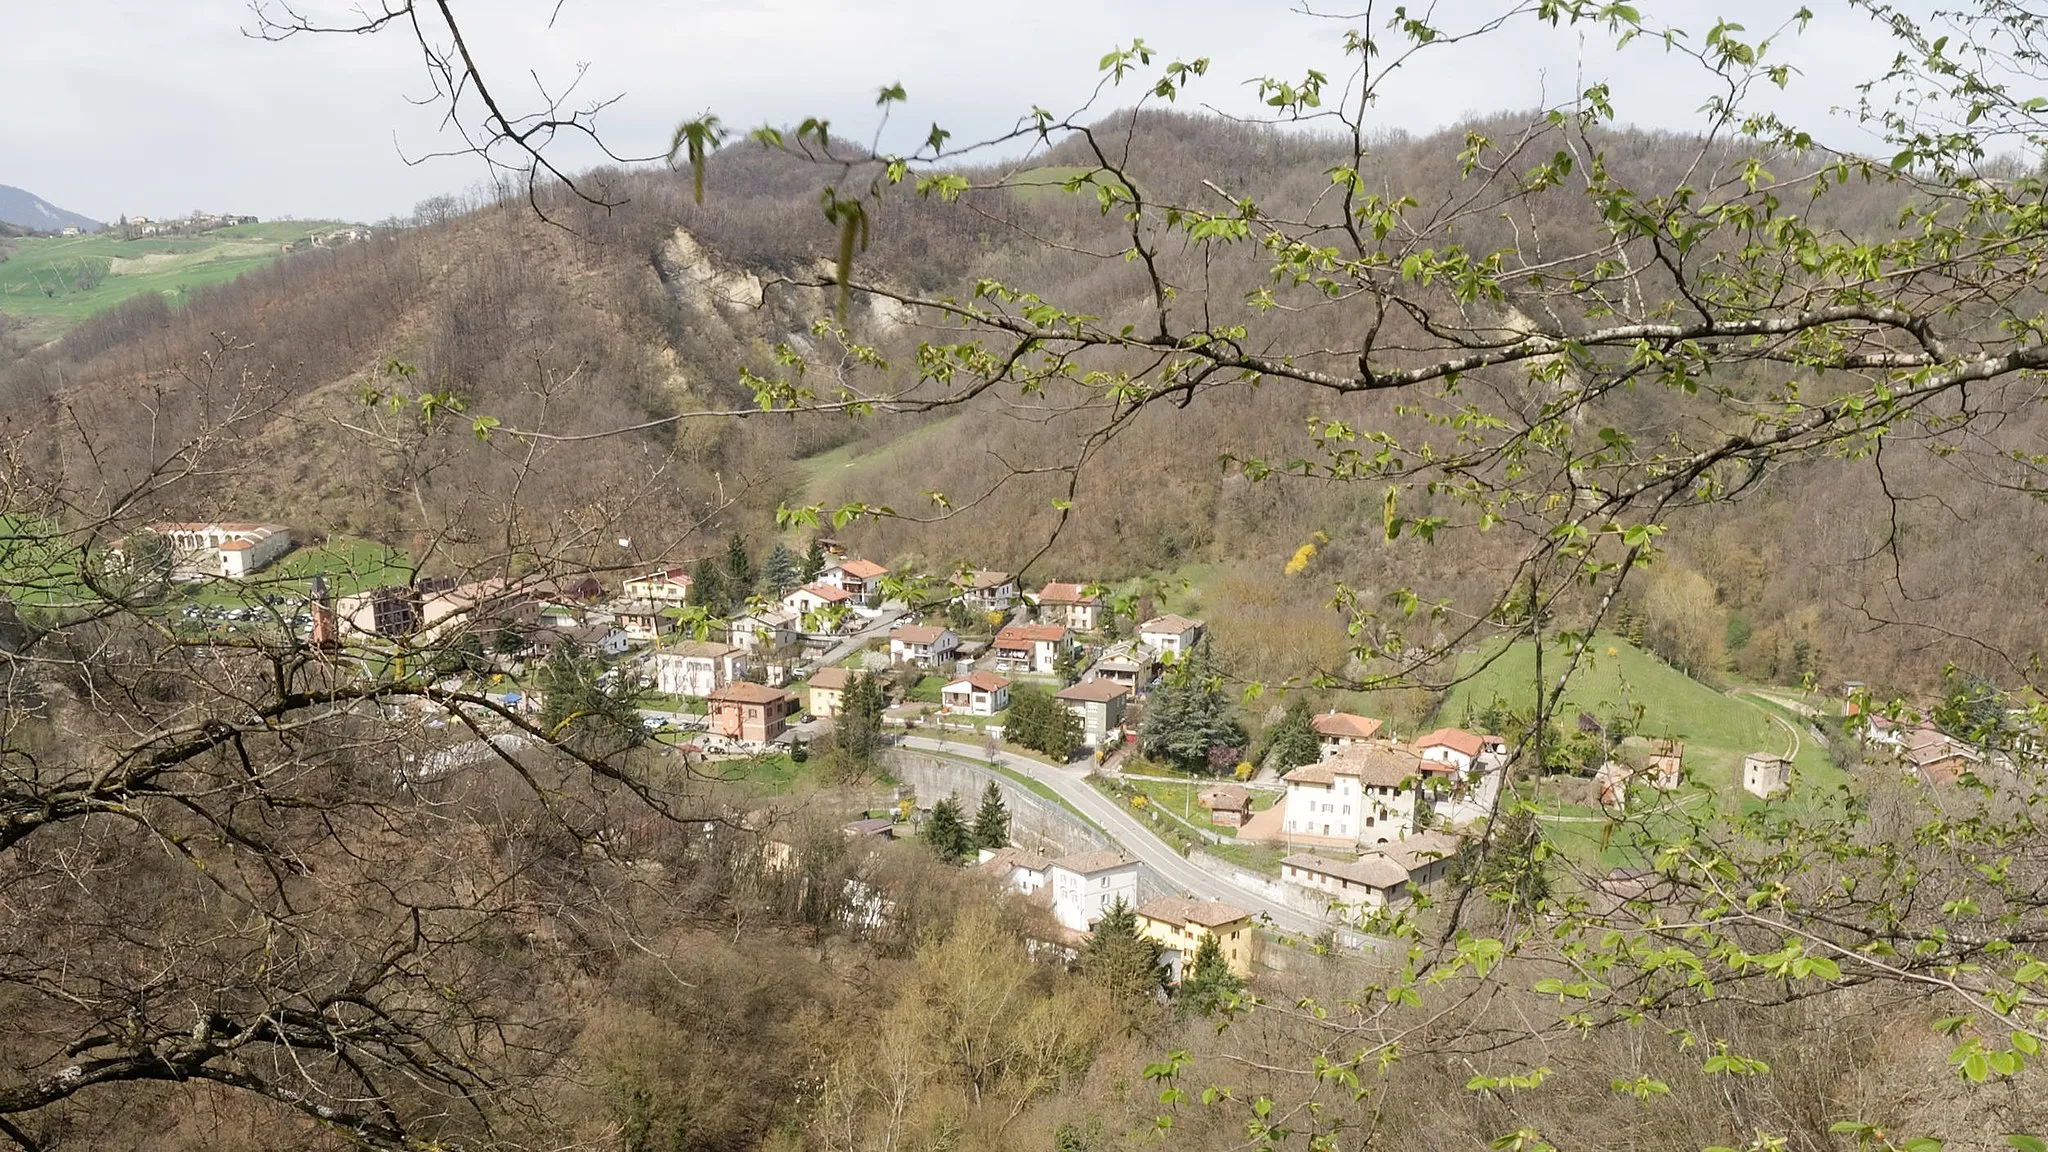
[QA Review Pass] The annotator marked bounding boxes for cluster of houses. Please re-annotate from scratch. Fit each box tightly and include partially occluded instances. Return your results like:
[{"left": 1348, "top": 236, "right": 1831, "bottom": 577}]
[
  {"left": 117, "top": 212, "right": 260, "bottom": 238},
  {"left": 112, "top": 521, "right": 296, "bottom": 581},
  {"left": 979, "top": 845, "right": 1259, "bottom": 981}
]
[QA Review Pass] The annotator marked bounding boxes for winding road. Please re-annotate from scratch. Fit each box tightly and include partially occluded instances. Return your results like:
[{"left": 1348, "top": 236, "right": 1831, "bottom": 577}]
[{"left": 898, "top": 735, "right": 1334, "bottom": 940}]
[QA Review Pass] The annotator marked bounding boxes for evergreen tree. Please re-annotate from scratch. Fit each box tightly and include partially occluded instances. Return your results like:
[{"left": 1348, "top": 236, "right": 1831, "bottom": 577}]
[
  {"left": 1005, "top": 685, "right": 1084, "bottom": 762},
  {"left": 760, "top": 542, "right": 801, "bottom": 599},
  {"left": 692, "top": 556, "right": 726, "bottom": 615},
  {"left": 833, "top": 670, "right": 889, "bottom": 763},
  {"left": 1139, "top": 637, "right": 1246, "bottom": 772},
  {"left": 1176, "top": 932, "right": 1245, "bottom": 1016},
  {"left": 535, "top": 640, "right": 644, "bottom": 752},
  {"left": 921, "top": 793, "right": 973, "bottom": 861},
  {"left": 800, "top": 538, "right": 827, "bottom": 583},
  {"left": 723, "top": 532, "right": 754, "bottom": 600},
  {"left": 1053, "top": 644, "right": 1083, "bottom": 685},
  {"left": 970, "top": 782, "right": 1011, "bottom": 850},
  {"left": 1260, "top": 698, "right": 1322, "bottom": 772},
  {"left": 1081, "top": 899, "right": 1166, "bottom": 1010}
]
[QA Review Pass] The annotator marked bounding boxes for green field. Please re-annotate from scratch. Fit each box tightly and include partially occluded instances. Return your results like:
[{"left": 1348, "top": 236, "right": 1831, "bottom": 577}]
[
  {"left": 0, "top": 220, "right": 350, "bottom": 344},
  {"left": 1440, "top": 633, "right": 1846, "bottom": 801}
]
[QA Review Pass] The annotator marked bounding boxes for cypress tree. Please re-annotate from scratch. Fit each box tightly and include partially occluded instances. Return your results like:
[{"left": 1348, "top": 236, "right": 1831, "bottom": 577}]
[{"left": 922, "top": 793, "right": 972, "bottom": 861}]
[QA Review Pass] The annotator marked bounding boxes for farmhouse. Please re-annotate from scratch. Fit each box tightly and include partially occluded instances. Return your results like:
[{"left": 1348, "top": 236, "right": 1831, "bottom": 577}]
[
  {"left": 979, "top": 846, "right": 1052, "bottom": 896},
  {"left": 1198, "top": 784, "right": 1254, "bottom": 827},
  {"left": 888, "top": 624, "right": 959, "bottom": 668},
  {"left": 1135, "top": 897, "right": 1258, "bottom": 981},
  {"left": 1278, "top": 743, "right": 1426, "bottom": 846},
  {"left": 992, "top": 623, "right": 1071, "bottom": 675},
  {"left": 941, "top": 671, "right": 1010, "bottom": 716},
  {"left": 1312, "top": 711, "right": 1384, "bottom": 753},
  {"left": 1034, "top": 582, "right": 1102, "bottom": 631},
  {"left": 1414, "top": 727, "right": 1485, "bottom": 774},
  {"left": 1280, "top": 852, "right": 1411, "bottom": 908}
]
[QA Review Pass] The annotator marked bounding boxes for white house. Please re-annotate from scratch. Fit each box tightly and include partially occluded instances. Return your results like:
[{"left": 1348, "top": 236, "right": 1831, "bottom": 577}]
[
  {"left": 952, "top": 569, "right": 1018, "bottom": 613},
  {"left": 650, "top": 640, "right": 747, "bottom": 698},
  {"left": 1280, "top": 852, "right": 1411, "bottom": 908},
  {"left": 606, "top": 599, "right": 674, "bottom": 642},
  {"left": 819, "top": 557, "right": 888, "bottom": 607},
  {"left": 1312, "top": 711, "right": 1384, "bottom": 753},
  {"left": 121, "top": 522, "right": 294, "bottom": 580},
  {"left": 726, "top": 609, "right": 798, "bottom": 653},
  {"left": 992, "top": 623, "right": 1071, "bottom": 674},
  {"left": 1046, "top": 850, "right": 1140, "bottom": 932},
  {"left": 1742, "top": 752, "right": 1793, "bottom": 799},
  {"left": 1034, "top": 582, "right": 1102, "bottom": 632},
  {"left": 621, "top": 567, "right": 693, "bottom": 605},
  {"left": 941, "top": 671, "right": 1011, "bottom": 716},
  {"left": 979, "top": 845, "right": 1051, "bottom": 896},
  {"left": 782, "top": 582, "right": 854, "bottom": 628},
  {"left": 1414, "top": 727, "right": 1485, "bottom": 774},
  {"left": 889, "top": 624, "right": 959, "bottom": 668},
  {"left": 1280, "top": 743, "right": 1425, "bottom": 846},
  {"left": 1137, "top": 614, "right": 1205, "bottom": 658}
]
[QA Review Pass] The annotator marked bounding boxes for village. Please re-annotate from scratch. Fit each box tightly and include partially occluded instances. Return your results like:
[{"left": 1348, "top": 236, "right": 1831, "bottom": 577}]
[{"left": 102, "top": 518, "right": 2018, "bottom": 986}]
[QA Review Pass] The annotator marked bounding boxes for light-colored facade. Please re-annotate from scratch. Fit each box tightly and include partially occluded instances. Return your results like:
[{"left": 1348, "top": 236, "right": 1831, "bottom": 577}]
[
  {"left": 1742, "top": 752, "right": 1792, "bottom": 799},
  {"left": 980, "top": 846, "right": 1052, "bottom": 896},
  {"left": 1280, "top": 744, "right": 1424, "bottom": 846},
  {"left": 1046, "top": 850, "right": 1140, "bottom": 932},
  {"left": 125, "top": 522, "right": 293, "bottom": 580},
  {"left": 621, "top": 568, "right": 693, "bottom": 605},
  {"left": 953, "top": 569, "right": 1018, "bottom": 613},
  {"left": 942, "top": 672, "right": 1010, "bottom": 716},
  {"left": 820, "top": 557, "right": 888, "bottom": 607},
  {"left": 726, "top": 609, "right": 798, "bottom": 653},
  {"left": 782, "top": 582, "right": 853, "bottom": 627},
  {"left": 1312, "top": 711, "right": 1385, "bottom": 753},
  {"left": 1137, "top": 614, "right": 1204, "bottom": 658},
  {"left": 992, "top": 624, "right": 1071, "bottom": 674},
  {"left": 889, "top": 625, "right": 959, "bottom": 668},
  {"left": 807, "top": 666, "right": 853, "bottom": 718},
  {"left": 1135, "top": 897, "right": 1258, "bottom": 981},
  {"left": 1414, "top": 727, "right": 1484, "bottom": 774},
  {"left": 1056, "top": 679, "right": 1130, "bottom": 747},
  {"left": 1089, "top": 641, "right": 1157, "bottom": 695},
  {"left": 607, "top": 600, "right": 674, "bottom": 642},
  {"left": 651, "top": 641, "right": 747, "bottom": 698},
  {"left": 1035, "top": 582, "right": 1102, "bottom": 632}
]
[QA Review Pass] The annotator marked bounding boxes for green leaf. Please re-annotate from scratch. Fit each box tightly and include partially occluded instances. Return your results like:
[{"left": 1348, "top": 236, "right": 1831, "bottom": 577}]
[{"left": 2005, "top": 1136, "right": 2048, "bottom": 1152}]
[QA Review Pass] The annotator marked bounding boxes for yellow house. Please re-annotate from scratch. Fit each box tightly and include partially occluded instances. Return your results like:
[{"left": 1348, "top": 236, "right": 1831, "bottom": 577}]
[
  {"left": 1134, "top": 897, "right": 1258, "bottom": 981},
  {"left": 807, "top": 666, "right": 853, "bottom": 718}
]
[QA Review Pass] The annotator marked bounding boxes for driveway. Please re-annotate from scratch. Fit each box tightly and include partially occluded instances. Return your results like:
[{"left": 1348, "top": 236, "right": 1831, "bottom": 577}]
[
  {"left": 806, "top": 603, "right": 907, "bottom": 671},
  {"left": 898, "top": 735, "right": 1333, "bottom": 940}
]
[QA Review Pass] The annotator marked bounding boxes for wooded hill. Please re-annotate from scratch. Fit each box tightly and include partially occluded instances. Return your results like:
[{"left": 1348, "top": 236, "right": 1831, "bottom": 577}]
[{"left": 2, "top": 110, "right": 2038, "bottom": 698}]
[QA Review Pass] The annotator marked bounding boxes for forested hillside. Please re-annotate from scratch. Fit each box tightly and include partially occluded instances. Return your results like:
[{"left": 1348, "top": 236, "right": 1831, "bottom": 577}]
[{"left": 2, "top": 111, "right": 2033, "bottom": 697}]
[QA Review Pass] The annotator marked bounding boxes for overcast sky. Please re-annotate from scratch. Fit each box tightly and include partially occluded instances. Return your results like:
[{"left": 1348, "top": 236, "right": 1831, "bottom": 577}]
[{"left": 7, "top": 1, "right": 1916, "bottom": 224}]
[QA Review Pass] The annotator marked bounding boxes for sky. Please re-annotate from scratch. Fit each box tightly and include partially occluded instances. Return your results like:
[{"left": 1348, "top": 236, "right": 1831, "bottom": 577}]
[{"left": 5, "top": 0, "right": 1919, "bottom": 225}]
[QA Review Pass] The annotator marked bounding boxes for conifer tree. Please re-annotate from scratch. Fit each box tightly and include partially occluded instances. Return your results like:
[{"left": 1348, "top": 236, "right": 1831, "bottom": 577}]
[
  {"left": 723, "top": 532, "right": 753, "bottom": 599},
  {"left": 691, "top": 556, "right": 725, "bottom": 615},
  {"left": 1176, "top": 932, "right": 1244, "bottom": 1016},
  {"left": 1139, "top": 637, "right": 1246, "bottom": 772},
  {"left": 800, "top": 538, "right": 827, "bottom": 583},
  {"left": 970, "top": 782, "right": 1010, "bottom": 850},
  {"left": 760, "top": 542, "right": 800, "bottom": 599},
  {"left": 1082, "top": 899, "right": 1166, "bottom": 1010},
  {"left": 921, "top": 793, "right": 972, "bottom": 861}
]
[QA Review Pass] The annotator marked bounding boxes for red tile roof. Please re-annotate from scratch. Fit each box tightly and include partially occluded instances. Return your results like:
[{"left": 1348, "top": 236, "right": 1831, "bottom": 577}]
[
  {"left": 1037, "top": 581, "right": 1097, "bottom": 605},
  {"left": 891, "top": 624, "right": 951, "bottom": 645},
  {"left": 1139, "top": 614, "right": 1204, "bottom": 634},
  {"left": 953, "top": 569, "right": 1013, "bottom": 590},
  {"left": 834, "top": 558, "right": 888, "bottom": 579},
  {"left": 1050, "top": 849, "right": 1131, "bottom": 875},
  {"left": 1312, "top": 712, "right": 1384, "bottom": 740},
  {"left": 947, "top": 671, "right": 1010, "bottom": 692},
  {"left": 792, "top": 582, "right": 852, "bottom": 603},
  {"left": 708, "top": 682, "right": 793, "bottom": 705},
  {"left": 807, "top": 666, "right": 854, "bottom": 690},
  {"left": 1416, "top": 727, "right": 1485, "bottom": 759},
  {"left": 1136, "top": 896, "right": 1253, "bottom": 929},
  {"left": 996, "top": 623, "right": 1069, "bottom": 645}
]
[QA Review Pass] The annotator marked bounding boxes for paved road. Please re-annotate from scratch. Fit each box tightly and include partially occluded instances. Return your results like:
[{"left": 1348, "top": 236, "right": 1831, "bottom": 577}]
[
  {"left": 806, "top": 604, "right": 908, "bottom": 671},
  {"left": 899, "top": 735, "right": 1331, "bottom": 940}
]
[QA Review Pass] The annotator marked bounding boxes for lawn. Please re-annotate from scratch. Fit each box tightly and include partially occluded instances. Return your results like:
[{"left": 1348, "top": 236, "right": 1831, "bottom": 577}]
[
  {"left": 0, "top": 221, "right": 351, "bottom": 344},
  {"left": 1119, "top": 776, "right": 1278, "bottom": 838},
  {"left": 0, "top": 515, "right": 92, "bottom": 609},
  {"left": 1440, "top": 633, "right": 1826, "bottom": 796},
  {"left": 907, "top": 674, "right": 947, "bottom": 704}
]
